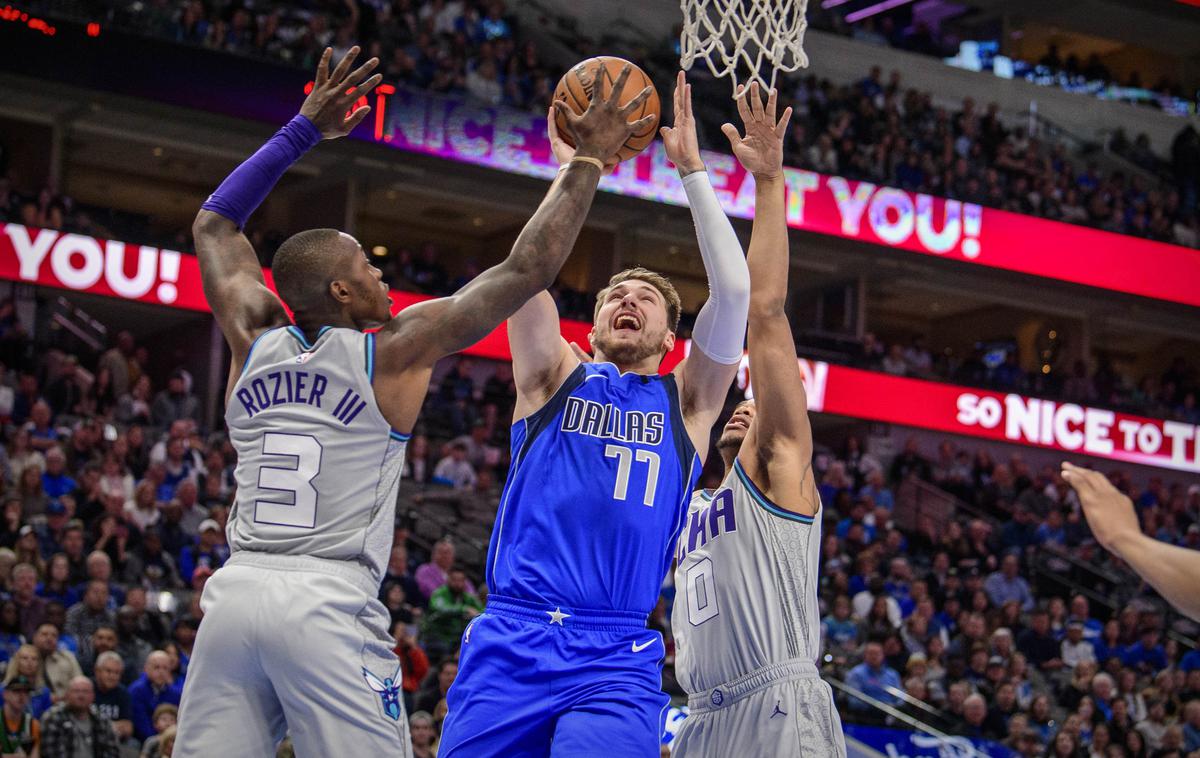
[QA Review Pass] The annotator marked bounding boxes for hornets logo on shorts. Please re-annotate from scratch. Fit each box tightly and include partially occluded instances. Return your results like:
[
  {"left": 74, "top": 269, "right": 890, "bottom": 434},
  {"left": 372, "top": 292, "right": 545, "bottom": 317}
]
[{"left": 362, "top": 666, "right": 403, "bottom": 721}]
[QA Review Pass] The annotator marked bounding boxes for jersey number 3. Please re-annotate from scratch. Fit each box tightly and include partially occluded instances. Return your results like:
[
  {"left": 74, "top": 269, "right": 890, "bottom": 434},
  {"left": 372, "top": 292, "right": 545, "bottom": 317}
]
[
  {"left": 254, "top": 433, "right": 323, "bottom": 528},
  {"left": 604, "top": 444, "right": 660, "bottom": 507}
]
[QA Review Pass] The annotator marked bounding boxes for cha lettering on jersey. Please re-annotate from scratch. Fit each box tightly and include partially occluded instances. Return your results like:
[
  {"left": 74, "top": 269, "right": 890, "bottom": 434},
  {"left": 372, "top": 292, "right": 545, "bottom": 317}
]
[
  {"left": 560, "top": 396, "right": 664, "bottom": 445},
  {"left": 676, "top": 489, "right": 737, "bottom": 561}
]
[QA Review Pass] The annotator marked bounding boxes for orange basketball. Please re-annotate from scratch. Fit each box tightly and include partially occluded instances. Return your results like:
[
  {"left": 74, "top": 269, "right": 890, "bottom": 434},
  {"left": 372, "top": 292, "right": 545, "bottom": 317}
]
[{"left": 553, "top": 56, "right": 661, "bottom": 163}]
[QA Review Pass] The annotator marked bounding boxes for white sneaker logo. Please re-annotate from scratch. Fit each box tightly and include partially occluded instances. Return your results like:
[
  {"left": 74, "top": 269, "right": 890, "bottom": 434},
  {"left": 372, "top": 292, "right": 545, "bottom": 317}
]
[{"left": 631, "top": 639, "right": 656, "bottom": 653}]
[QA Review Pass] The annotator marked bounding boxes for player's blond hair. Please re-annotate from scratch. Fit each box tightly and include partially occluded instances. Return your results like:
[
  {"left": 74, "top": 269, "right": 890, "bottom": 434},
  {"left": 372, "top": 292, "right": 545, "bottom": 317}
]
[{"left": 593, "top": 267, "right": 682, "bottom": 333}]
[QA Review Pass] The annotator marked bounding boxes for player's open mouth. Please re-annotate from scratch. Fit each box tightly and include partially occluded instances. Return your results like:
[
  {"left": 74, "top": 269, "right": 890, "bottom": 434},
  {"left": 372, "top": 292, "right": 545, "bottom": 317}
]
[
  {"left": 726, "top": 417, "right": 749, "bottom": 432},
  {"left": 613, "top": 312, "right": 642, "bottom": 332}
]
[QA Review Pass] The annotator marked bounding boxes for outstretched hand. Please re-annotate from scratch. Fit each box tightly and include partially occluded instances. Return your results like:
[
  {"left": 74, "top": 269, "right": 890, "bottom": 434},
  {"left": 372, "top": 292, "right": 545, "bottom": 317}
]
[
  {"left": 661, "top": 71, "right": 704, "bottom": 176},
  {"left": 301, "top": 46, "right": 383, "bottom": 139},
  {"left": 548, "top": 109, "right": 617, "bottom": 176},
  {"left": 721, "top": 82, "right": 792, "bottom": 180},
  {"left": 1060, "top": 461, "right": 1142, "bottom": 556},
  {"left": 552, "top": 63, "right": 655, "bottom": 167}
]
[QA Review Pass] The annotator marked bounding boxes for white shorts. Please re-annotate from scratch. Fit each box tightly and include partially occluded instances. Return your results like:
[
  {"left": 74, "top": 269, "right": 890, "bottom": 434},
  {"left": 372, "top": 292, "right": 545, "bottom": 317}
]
[
  {"left": 673, "top": 660, "right": 846, "bottom": 758},
  {"left": 174, "top": 553, "right": 411, "bottom": 758}
]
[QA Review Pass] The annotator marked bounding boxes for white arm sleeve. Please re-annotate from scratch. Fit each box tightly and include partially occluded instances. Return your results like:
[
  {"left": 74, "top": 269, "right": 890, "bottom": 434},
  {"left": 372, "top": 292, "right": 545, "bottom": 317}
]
[{"left": 682, "top": 171, "right": 750, "bottom": 365}]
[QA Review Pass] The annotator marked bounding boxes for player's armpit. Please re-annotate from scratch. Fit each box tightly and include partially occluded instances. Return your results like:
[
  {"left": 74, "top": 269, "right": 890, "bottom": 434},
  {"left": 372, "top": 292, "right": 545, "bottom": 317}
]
[
  {"left": 193, "top": 210, "right": 290, "bottom": 371},
  {"left": 675, "top": 350, "right": 740, "bottom": 458},
  {"left": 509, "top": 292, "right": 578, "bottom": 420}
]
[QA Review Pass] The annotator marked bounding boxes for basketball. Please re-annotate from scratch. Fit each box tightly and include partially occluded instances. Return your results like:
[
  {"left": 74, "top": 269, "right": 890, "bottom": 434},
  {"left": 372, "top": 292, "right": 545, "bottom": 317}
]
[{"left": 553, "top": 56, "right": 661, "bottom": 162}]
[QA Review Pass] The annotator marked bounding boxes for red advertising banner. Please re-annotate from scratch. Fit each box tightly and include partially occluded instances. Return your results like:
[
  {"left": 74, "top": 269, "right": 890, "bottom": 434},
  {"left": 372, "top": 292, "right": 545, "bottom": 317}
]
[
  {"left": 0, "top": 223, "right": 603, "bottom": 363},
  {"left": 6, "top": 223, "right": 1196, "bottom": 474},
  {"left": 731, "top": 354, "right": 1200, "bottom": 475}
]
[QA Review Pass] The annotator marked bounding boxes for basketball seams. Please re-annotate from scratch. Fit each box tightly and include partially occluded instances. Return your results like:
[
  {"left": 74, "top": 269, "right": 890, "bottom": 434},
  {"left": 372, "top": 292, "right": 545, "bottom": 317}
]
[{"left": 552, "top": 56, "right": 660, "bottom": 162}]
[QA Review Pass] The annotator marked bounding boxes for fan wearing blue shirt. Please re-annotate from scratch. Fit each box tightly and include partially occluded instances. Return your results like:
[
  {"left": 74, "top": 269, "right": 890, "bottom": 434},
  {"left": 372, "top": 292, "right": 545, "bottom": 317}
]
[
  {"left": 40, "top": 448, "right": 76, "bottom": 503},
  {"left": 1121, "top": 627, "right": 1168, "bottom": 673},
  {"left": 845, "top": 642, "right": 902, "bottom": 717},
  {"left": 128, "top": 650, "right": 182, "bottom": 741}
]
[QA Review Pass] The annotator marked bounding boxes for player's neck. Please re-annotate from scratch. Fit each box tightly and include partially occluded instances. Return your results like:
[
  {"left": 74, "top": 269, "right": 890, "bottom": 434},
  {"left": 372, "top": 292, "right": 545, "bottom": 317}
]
[
  {"left": 293, "top": 309, "right": 356, "bottom": 336},
  {"left": 719, "top": 448, "right": 737, "bottom": 479},
  {"left": 592, "top": 351, "right": 661, "bottom": 376}
]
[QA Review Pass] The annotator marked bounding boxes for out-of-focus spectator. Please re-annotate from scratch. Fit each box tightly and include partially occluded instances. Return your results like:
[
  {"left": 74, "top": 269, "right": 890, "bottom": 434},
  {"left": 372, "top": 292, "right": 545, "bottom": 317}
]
[
  {"left": 1060, "top": 621, "right": 1096, "bottom": 670},
  {"left": 177, "top": 519, "right": 227, "bottom": 583},
  {"left": 415, "top": 658, "right": 458, "bottom": 715},
  {"left": 415, "top": 539, "right": 473, "bottom": 601},
  {"left": 91, "top": 650, "right": 133, "bottom": 743},
  {"left": 65, "top": 581, "right": 117, "bottom": 652},
  {"left": 984, "top": 554, "right": 1034, "bottom": 612},
  {"left": 432, "top": 442, "right": 476, "bottom": 490},
  {"left": 4, "top": 644, "right": 52, "bottom": 718},
  {"left": 0, "top": 674, "right": 40, "bottom": 754},
  {"left": 39, "top": 675, "right": 120, "bottom": 758},
  {"left": 137, "top": 703, "right": 176, "bottom": 758},
  {"left": 150, "top": 371, "right": 199, "bottom": 430},
  {"left": 128, "top": 651, "right": 181, "bottom": 742},
  {"left": 11, "top": 562, "right": 46, "bottom": 640},
  {"left": 845, "top": 641, "right": 902, "bottom": 720},
  {"left": 32, "top": 623, "right": 82, "bottom": 697},
  {"left": 1122, "top": 627, "right": 1168, "bottom": 674},
  {"left": 421, "top": 567, "right": 482, "bottom": 660}
]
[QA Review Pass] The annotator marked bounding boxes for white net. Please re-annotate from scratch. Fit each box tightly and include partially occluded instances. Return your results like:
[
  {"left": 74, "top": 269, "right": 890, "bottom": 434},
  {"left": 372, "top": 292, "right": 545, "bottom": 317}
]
[{"left": 680, "top": 0, "right": 809, "bottom": 97}]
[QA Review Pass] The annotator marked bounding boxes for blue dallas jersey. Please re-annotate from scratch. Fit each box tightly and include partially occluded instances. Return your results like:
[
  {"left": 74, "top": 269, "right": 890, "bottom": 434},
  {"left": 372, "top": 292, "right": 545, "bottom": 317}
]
[{"left": 486, "top": 361, "right": 700, "bottom": 616}]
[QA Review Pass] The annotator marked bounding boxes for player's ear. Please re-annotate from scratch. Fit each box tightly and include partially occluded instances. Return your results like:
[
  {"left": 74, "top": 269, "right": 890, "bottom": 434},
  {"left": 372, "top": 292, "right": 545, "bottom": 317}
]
[
  {"left": 662, "top": 331, "right": 676, "bottom": 354},
  {"left": 329, "top": 278, "right": 352, "bottom": 304}
]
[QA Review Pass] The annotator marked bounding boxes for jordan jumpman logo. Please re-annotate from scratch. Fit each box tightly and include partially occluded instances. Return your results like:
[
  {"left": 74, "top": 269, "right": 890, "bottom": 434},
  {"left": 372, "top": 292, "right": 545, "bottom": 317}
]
[{"left": 770, "top": 700, "right": 787, "bottom": 719}]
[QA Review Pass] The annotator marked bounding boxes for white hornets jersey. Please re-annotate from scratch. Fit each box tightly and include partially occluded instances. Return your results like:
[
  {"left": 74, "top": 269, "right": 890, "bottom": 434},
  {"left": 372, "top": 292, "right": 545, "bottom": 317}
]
[
  {"left": 225, "top": 326, "right": 407, "bottom": 583},
  {"left": 672, "top": 459, "right": 823, "bottom": 694}
]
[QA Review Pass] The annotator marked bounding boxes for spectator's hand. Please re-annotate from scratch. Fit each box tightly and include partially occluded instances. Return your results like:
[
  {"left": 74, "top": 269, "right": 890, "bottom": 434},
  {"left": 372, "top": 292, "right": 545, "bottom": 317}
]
[
  {"left": 660, "top": 71, "right": 704, "bottom": 176},
  {"left": 721, "top": 82, "right": 792, "bottom": 181},
  {"left": 548, "top": 108, "right": 616, "bottom": 176},
  {"left": 300, "top": 46, "right": 383, "bottom": 140},
  {"left": 1061, "top": 462, "right": 1141, "bottom": 556}
]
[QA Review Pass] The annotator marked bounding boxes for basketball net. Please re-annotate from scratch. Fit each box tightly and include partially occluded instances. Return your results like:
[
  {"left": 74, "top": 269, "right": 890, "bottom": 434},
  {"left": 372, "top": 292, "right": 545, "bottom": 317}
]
[{"left": 679, "top": 0, "right": 809, "bottom": 98}]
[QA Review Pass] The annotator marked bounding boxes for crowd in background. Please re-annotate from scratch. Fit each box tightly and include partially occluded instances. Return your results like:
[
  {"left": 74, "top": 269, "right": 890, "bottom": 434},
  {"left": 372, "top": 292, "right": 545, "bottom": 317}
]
[
  {"left": 773, "top": 66, "right": 1200, "bottom": 247},
  {"left": 808, "top": 8, "right": 1198, "bottom": 109},
  {"left": 852, "top": 332, "right": 1200, "bottom": 427},
  {"left": 809, "top": 432, "right": 1200, "bottom": 758}
]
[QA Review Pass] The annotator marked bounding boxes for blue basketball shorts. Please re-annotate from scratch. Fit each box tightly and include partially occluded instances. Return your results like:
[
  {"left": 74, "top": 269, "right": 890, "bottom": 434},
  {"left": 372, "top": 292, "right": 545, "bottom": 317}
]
[{"left": 437, "top": 594, "right": 669, "bottom": 758}]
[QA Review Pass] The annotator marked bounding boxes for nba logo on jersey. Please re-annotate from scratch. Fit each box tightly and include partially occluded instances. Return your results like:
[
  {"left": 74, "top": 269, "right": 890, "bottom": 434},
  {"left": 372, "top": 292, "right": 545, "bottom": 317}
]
[{"left": 295, "top": 352, "right": 313, "bottom": 364}]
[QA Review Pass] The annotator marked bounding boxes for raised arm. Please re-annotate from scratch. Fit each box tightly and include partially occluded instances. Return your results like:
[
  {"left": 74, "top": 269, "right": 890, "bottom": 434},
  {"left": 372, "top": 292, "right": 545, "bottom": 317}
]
[
  {"left": 195, "top": 47, "right": 380, "bottom": 389},
  {"left": 729, "top": 85, "right": 815, "bottom": 515},
  {"left": 374, "top": 66, "right": 653, "bottom": 426},
  {"left": 661, "top": 72, "right": 751, "bottom": 458},
  {"left": 506, "top": 102, "right": 626, "bottom": 420},
  {"left": 1061, "top": 462, "right": 1200, "bottom": 621}
]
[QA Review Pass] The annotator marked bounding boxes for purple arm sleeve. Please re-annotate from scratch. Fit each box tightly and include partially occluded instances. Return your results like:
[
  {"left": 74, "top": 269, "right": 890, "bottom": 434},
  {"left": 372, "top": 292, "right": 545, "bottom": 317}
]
[{"left": 200, "top": 114, "right": 323, "bottom": 229}]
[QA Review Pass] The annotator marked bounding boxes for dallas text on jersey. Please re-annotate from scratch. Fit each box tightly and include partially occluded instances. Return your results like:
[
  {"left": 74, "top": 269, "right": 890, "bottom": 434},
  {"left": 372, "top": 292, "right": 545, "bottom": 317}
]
[{"left": 560, "top": 396, "right": 665, "bottom": 446}]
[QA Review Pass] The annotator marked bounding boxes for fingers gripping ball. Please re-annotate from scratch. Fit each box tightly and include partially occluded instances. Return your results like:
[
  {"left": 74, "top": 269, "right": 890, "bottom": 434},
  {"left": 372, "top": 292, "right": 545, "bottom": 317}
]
[{"left": 554, "top": 57, "right": 661, "bottom": 162}]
